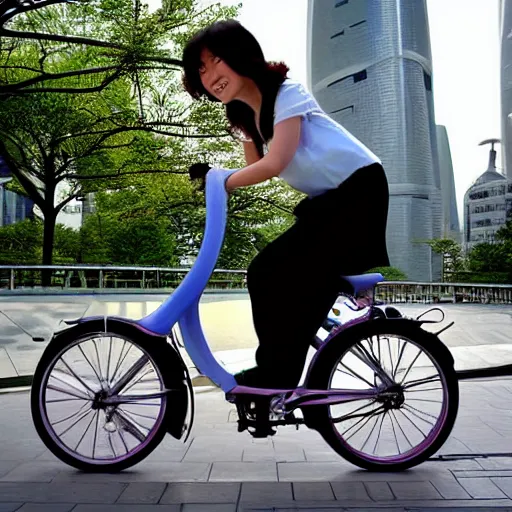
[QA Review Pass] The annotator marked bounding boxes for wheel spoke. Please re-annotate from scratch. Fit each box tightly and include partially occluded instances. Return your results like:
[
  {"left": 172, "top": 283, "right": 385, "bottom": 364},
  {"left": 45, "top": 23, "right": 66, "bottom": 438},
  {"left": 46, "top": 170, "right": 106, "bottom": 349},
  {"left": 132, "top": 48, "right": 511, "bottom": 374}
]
[
  {"left": 398, "top": 408, "right": 428, "bottom": 438},
  {"left": 75, "top": 409, "right": 98, "bottom": 452},
  {"left": 398, "top": 347, "right": 423, "bottom": 385},
  {"left": 350, "top": 341, "right": 394, "bottom": 386},
  {"left": 78, "top": 343, "right": 102, "bottom": 383},
  {"left": 372, "top": 411, "right": 387, "bottom": 455},
  {"left": 338, "top": 363, "right": 375, "bottom": 389},
  {"left": 56, "top": 407, "right": 94, "bottom": 438},
  {"left": 58, "top": 357, "right": 96, "bottom": 395},
  {"left": 390, "top": 409, "right": 414, "bottom": 449},
  {"left": 47, "top": 382, "right": 91, "bottom": 401},
  {"left": 52, "top": 401, "right": 91, "bottom": 426},
  {"left": 403, "top": 374, "right": 441, "bottom": 390}
]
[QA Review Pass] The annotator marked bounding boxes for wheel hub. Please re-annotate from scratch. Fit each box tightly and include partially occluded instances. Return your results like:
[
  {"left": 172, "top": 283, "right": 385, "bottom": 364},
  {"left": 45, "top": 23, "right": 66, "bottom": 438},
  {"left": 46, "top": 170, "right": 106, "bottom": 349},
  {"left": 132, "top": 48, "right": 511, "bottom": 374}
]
[
  {"left": 376, "top": 384, "right": 405, "bottom": 409},
  {"left": 91, "top": 389, "right": 109, "bottom": 410}
]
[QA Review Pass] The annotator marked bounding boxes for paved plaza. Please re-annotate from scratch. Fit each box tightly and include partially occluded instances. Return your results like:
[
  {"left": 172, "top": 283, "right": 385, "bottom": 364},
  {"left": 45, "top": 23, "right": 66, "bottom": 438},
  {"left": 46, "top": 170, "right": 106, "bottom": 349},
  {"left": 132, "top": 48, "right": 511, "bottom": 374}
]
[{"left": 0, "top": 294, "right": 511, "bottom": 510}]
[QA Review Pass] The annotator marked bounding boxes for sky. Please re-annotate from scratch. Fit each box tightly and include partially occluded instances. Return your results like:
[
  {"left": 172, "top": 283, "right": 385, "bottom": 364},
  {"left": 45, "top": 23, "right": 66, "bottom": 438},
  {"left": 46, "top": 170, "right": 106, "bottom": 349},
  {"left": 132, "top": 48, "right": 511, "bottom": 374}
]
[{"left": 151, "top": 0, "right": 504, "bottom": 226}]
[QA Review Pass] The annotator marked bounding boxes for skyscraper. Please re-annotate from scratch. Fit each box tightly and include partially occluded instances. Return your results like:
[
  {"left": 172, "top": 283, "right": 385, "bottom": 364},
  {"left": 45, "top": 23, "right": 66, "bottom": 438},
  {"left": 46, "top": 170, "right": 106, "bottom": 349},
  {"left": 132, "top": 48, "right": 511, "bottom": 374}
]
[
  {"left": 436, "top": 125, "right": 461, "bottom": 241},
  {"left": 307, "top": 0, "right": 443, "bottom": 281},
  {"left": 500, "top": 0, "right": 512, "bottom": 179}
]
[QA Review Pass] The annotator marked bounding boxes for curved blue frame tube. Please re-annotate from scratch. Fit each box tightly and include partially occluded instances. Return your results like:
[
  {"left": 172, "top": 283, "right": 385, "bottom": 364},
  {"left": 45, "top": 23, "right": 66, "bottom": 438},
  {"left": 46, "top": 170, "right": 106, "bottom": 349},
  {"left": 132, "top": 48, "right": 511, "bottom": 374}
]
[{"left": 137, "top": 168, "right": 239, "bottom": 392}]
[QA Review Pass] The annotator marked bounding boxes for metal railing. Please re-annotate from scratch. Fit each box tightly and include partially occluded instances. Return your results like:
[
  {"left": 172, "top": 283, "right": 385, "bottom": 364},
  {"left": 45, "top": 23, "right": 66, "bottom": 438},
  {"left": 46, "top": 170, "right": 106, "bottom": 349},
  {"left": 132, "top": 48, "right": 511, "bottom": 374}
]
[
  {"left": 0, "top": 265, "right": 247, "bottom": 291},
  {"left": 1, "top": 265, "right": 512, "bottom": 304}
]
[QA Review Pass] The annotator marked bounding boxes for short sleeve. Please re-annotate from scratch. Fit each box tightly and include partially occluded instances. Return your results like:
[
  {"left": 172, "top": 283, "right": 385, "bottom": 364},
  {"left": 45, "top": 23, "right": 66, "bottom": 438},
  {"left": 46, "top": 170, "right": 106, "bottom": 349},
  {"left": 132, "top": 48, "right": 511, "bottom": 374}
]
[{"left": 273, "top": 81, "right": 317, "bottom": 126}]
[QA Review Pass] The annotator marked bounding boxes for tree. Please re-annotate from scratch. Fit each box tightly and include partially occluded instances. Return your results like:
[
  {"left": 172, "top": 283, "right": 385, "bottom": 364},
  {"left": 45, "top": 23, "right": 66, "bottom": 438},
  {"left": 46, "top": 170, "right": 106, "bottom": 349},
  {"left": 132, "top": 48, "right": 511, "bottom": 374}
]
[
  {"left": 0, "top": 0, "right": 238, "bottom": 281},
  {"left": 424, "top": 238, "right": 466, "bottom": 281}
]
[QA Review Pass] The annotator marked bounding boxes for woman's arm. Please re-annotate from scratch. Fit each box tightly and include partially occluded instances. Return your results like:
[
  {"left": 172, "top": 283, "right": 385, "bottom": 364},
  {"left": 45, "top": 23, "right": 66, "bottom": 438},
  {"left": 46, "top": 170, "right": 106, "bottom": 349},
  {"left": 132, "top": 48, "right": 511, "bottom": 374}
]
[
  {"left": 242, "top": 140, "right": 261, "bottom": 166},
  {"left": 226, "top": 116, "right": 301, "bottom": 191}
]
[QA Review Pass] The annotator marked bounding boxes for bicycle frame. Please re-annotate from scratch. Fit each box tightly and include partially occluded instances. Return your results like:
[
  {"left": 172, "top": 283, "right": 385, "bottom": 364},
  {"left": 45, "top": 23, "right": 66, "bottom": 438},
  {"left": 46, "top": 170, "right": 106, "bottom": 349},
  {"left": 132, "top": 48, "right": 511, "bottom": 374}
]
[{"left": 133, "top": 168, "right": 385, "bottom": 409}]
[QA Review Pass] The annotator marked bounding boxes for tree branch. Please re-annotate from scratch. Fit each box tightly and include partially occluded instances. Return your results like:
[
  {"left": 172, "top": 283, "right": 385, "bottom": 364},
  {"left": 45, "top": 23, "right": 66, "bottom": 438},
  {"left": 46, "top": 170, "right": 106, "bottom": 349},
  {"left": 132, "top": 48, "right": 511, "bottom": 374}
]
[
  {"left": 63, "top": 169, "right": 189, "bottom": 181},
  {"left": 0, "top": 139, "right": 45, "bottom": 209},
  {"left": 0, "top": 67, "right": 123, "bottom": 94},
  {"left": 56, "top": 190, "right": 80, "bottom": 212},
  {"left": 0, "top": 65, "right": 121, "bottom": 93}
]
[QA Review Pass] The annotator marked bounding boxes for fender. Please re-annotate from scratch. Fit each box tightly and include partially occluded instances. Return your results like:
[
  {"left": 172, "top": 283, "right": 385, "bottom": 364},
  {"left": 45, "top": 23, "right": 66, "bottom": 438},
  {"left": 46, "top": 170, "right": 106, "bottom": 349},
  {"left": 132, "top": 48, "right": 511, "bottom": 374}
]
[{"left": 48, "top": 315, "right": 194, "bottom": 442}]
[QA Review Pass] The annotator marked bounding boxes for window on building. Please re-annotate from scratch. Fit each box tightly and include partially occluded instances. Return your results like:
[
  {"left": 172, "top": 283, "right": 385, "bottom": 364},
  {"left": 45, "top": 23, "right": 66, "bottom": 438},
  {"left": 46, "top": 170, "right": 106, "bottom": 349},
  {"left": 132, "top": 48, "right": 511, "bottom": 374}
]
[
  {"left": 330, "top": 30, "right": 345, "bottom": 39},
  {"left": 423, "top": 72, "right": 432, "bottom": 91}
]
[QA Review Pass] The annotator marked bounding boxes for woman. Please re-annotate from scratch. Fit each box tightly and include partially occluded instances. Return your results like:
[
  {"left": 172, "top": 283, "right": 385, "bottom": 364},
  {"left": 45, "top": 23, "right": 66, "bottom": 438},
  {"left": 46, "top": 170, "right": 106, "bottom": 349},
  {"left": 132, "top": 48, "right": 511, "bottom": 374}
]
[{"left": 182, "top": 19, "right": 390, "bottom": 389}]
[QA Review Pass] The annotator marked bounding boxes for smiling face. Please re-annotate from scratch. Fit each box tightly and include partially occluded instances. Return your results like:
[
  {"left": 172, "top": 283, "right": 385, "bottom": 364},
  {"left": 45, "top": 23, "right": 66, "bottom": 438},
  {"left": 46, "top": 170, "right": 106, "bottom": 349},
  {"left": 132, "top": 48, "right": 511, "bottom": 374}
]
[{"left": 198, "top": 48, "right": 245, "bottom": 104}]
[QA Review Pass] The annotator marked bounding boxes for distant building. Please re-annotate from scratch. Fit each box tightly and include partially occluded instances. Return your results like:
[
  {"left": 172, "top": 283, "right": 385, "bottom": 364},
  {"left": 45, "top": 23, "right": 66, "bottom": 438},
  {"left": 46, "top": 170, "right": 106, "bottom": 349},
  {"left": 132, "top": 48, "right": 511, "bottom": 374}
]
[
  {"left": 463, "top": 139, "right": 512, "bottom": 249},
  {"left": 436, "top": 125, "right": 461, "bottom": 241},
  {"left": 500, "top": 0, "right": 512, "bottom": 178},
  {"left": 307, "top": 0, "right": 443, "bottom": 281},
  {"left": 0, "top": 157, "right": 34, "bottom": 227}
]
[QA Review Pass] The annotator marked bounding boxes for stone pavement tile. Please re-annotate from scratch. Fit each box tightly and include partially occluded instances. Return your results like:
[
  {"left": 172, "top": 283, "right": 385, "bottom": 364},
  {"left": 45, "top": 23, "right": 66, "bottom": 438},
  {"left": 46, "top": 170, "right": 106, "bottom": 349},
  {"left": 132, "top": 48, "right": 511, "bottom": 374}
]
[
  {"left": 209, "top": 462, "right": 277, "bottom": 482},
  {"left": 0, "top": 348, "right": 18, "bottom": 379},
  {"left": 429, "top": 476, "right": 472, "bottom": 499},
  {"left": 183, "top": 439, "right": 243, "bottom": 462},
  {"left": 330, "top": 481, "right": 371, "bottom": 501},
  {"left": 455, "top": 470, "right": 512, "bottom": 478},
  {"left": 160, "top": 482, "right": 240, "bottom": 504},
  {"left": 73, "top": 506, "right": 180, "bottom": 511},
  {"left": 491, "top": 477, "right": 512, "bottom": 498},
  {"left": 116, "top": 483, "right": 167, "bottom": 504},
  {"left": 0, "top": 461, "right": 65, "bottom": 482},
  {"left": 242, "top": 445, "right": 276, "bottom": 462},
  {"left": 15, "top": 505, "right": 75, "bottom": 512},
  {"left": 292, "top": 482, "right": 335, "bottom": 501},
  {"left": 388, "top": 481, "right": 443, "bottom": 500},
  {"left": 277, "top": 463, "right": 349, "bottom": 482},
  {"left": 479, "top": 457, "right": 512, "bottom": 470},
  {"left": 53, "top": 462, "right": 211, "bottom": 482},
  {"left": 239, "top": 482, "right": 292, "bottom": 504},
  {"left": 435, "top": 436, "right": 473, "bottom": 455},
  {"left": 0, "top": 441, "right": 47, "bottom": 461},
  {"left": 303, "top": 449, "right": 346, "bottom": 462},
  {"left": 457, "top": 477, "right": 508, "bottom": 498},
  {"left": 364, "top": 481, "right": 394, "bottom": 501},
  {"left": 428, "top": 458, "right": 483, "bottom": 471},
  {"left": 277, "top": 461, "right": 451, "bottom": 482},
  {"left": 0, "top": 461, "right": 22, "bottom": 478},
  {"left": 0, "top": 482, "right": 126, "bottom": 503},
  {"left": 271, "top": 441, "right": 306, "bottom": 462},
  {"left": 182, "top": 505, "right": 237, "bottom": 512},
  {"left": 0, "top": 506, "right": 22, "bottom": 512}
]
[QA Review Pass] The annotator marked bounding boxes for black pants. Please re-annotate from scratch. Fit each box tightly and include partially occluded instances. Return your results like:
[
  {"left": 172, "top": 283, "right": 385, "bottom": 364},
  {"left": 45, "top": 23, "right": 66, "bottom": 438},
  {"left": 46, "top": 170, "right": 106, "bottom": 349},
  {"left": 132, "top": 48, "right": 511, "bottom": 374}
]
[{"left": 245, "top": 163, "right": 390, "bottom": 389}]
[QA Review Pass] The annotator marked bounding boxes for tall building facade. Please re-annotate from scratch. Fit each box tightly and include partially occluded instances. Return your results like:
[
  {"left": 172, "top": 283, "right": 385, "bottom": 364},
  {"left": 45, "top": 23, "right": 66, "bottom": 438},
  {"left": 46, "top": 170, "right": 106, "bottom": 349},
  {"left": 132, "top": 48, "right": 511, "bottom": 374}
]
[
  {"left": 436, "top": 125, "right": 461, "bottom": 241},
  {"left": 307, "top": 0, "right": 443, "bottom": 281},
  {"left": 500, "top": 0, "right": 512, "bottom": 179},
  {"left": 463, "top": 140, "right": 512, "bottom": 249}
]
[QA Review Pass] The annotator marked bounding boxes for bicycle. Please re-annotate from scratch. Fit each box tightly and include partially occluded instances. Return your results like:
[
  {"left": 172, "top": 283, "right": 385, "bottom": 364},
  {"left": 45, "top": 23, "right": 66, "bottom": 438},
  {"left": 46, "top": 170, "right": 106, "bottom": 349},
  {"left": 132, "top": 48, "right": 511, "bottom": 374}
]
[{"left": 30, "top": 168, "right": 459, "bottom": 473}]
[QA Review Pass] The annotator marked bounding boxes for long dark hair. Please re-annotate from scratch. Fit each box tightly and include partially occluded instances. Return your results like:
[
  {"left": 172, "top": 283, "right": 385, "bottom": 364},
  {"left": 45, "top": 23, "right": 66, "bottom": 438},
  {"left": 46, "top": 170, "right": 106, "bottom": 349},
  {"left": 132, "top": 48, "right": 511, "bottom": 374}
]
[{"left": 181, "top": 19, "right": 289, "bottom": 157}]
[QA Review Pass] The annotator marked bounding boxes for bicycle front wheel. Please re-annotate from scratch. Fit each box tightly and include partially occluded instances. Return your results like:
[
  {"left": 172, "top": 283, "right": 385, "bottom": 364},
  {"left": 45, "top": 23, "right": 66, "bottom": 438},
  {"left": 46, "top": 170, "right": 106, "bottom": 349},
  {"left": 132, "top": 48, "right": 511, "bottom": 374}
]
[
  {"left": 31, "top": 330, "right": 172, "bottom": 472},
  {"left": 304, "top": 319, "right": 459, "bottom": 471}
]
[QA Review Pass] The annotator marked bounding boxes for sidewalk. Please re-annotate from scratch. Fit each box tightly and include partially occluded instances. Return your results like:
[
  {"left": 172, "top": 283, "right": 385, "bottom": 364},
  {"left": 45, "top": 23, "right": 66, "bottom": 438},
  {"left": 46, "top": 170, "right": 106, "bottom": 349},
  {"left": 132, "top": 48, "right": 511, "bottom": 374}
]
[{"left": 1, "top": 379, "right": 512, "bottom": 510}]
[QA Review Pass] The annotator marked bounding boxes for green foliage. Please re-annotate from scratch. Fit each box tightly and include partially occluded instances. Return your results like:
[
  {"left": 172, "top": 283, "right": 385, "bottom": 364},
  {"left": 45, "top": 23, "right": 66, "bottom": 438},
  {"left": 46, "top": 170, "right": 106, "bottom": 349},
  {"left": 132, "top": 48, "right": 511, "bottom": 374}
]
[
  {"left": 0, "top": 0, "right": 239, "bottom": 270},
  {"left": 0, "top": 219, "right": 42, "bottom": 264},
  {"left": 424, "top": 238, "right": 466, "bottom": 274},
  {"left": 368, "top": 266, "right": 408, "bottom": 281}
]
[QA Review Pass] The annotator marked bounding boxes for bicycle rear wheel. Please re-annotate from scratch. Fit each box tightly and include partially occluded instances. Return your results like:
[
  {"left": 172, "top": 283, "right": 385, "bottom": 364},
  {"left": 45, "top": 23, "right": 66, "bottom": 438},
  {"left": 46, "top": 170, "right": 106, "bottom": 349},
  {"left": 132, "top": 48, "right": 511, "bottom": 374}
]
[{"left": 303, "top": 319, "right": 458, "bottom": 471}]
